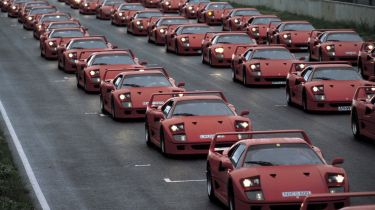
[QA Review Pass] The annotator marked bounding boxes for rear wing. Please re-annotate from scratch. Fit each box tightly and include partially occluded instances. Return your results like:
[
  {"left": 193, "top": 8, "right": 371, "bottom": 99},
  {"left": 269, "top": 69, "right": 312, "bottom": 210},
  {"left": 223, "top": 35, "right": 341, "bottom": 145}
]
[
  {"left": 197, "top": 2, "right": 208, "bottom": 11},
  {"left": 148, "top": 91, "right": 228, "bottom": 108},
  {"left": 309, "top": 28, "right": 355, "bottom": 40},
  {"left": 300, "top": 192, "right": 375, "bottom": 210},
  {"left": 166, "top": 23, "right": 190, "bottom": 34},
  {"left": 267, "top": 20, "right": 282, "bottom": 33},
  {"left": 288, "top": 61, "right": 350, "bottom": 73},
  {"left": 210, "top": 130, "right": 312, "bottom": 152},
  {"left": 353, "top": 86, "right": 375, "bottom": 101},
  {"left": 148, "top": 16, "right": 163, "bottom": 26},
  {"left": 101, "top": 67, "right": 169, "bottom": 81},
  {"left": 233, "top": 44, "right": 257, "bottom": 57}
]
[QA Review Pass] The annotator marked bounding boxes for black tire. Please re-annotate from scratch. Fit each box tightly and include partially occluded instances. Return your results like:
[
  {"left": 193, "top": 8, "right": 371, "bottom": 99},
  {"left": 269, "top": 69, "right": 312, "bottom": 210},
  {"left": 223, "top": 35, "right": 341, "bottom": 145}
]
[
  {"left": 100, "top": 95, "right": 107, "bottom": 114},
  {"left": 302, "top": 92, "right": 309, "bottom": 112},
  {"left": 76, "top": 73, "right": 81, "bottom": 89},
  {"left": 208, "top": 50, "right": 213, "bottom": 66},
  {"left": 145, "top": 123, "right": 152, "bottom": 147},
  {"left": 228, "top": 184, "right": 235, "bottom": 210},
  {"left": 165, "top": 40, "right": 171, "bottom": 53},
  {"left": 286, "top": 87, "right": 292, "bottom": 105},
  {"left": 58, "top": 57, "right": 63, "bottom": 70},
  {"left": 175, "top": 40, "right": 180, "bottom": 55},
  {"left": 207, "top": 166, "right": 217, "bottom": 202},
  {"left": 242, "top": 68, "right": 247, "bottom": 86},
  {"left": 160, "top": 130, "right": 169, "bottom": 157},
  {"left": 231, "top": 69, "right": 237, "bottom": 82},
  {"left": 83, "top": 77, "right": 88, "bottom": 92},
  {"left": 111, "top": 99, "right": 118, "bottom": 121},
  {"left": 202, "top": 51, "right": 207, "bottom": 64},
  {"left": 318, "top": 50, "right": 323, "bottom": 62},
  {"left": 351, "top": 110, "right": 361, "bottom": 139}
]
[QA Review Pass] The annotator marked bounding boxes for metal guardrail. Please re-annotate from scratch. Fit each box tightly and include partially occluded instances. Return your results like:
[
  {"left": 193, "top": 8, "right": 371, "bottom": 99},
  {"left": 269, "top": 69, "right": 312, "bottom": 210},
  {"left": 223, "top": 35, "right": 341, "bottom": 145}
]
[{"left": 333, "top": 0, "right": 374, "bottom": 6}]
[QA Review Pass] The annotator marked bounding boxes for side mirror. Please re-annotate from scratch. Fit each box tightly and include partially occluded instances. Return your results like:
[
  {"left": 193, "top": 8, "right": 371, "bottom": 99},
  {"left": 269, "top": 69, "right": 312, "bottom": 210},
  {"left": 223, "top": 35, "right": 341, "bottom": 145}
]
[
  {"left": 331, "top": 157, "right": 344, "bottom": 166},
  {"left": 154, "top": 112, "right": 164, "bottom": 122},
  {"left": 139, "top": 59, "right": 148, "bottom": 65},
  {"left": 177, "top": 81, "right": 185, "bottom": 87},
  {"left": 295, "top": 77, "right": 305, "bottom": 85},
  {"left": 313, "top": 40, "right": 319, "bottom": 45},
  {"left": 83, "top": 26, "right": 88, "bottom": 31},
  {"left": 238, "top": 58, "right": 243, "bottom": 64},
  {"left": 219, "top": 159, "right": 232, "bottom": 171},
  {"left": 365, "top": 104, "right": 375, "bottom": 114},
  {"left": 112, "top": 45, "right": 118, "bottom": 49},
  {"left": 240, "top": 110, "right": 249, "bottom": 116},
  {"left": 205, "top": 41, "right": 212, "bottom": 47}
]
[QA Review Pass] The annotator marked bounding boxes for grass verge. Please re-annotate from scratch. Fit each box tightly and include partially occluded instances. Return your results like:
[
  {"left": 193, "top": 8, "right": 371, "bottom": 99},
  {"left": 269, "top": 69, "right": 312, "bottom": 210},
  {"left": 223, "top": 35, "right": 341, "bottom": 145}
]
[{"left": 0, "top": 130, "right": 34, "bottom": 210}]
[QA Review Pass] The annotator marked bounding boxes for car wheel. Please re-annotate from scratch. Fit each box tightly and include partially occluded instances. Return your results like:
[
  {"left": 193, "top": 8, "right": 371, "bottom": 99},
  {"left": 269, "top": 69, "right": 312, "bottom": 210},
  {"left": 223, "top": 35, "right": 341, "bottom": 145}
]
[
  {"left": 145, "top": 123, "right": 152, "bottom": 147},
  {"left": 286, "top": 87, "right": 292, "bottom": 105},
  {"left": 201, "top": 51, "right": 207, "bottom": 64},
  {"left": 111, "top": 99, "right": 118, "bottom": 121},
  {"left": 83, "top": 77, "right": 88, "bottom": 92},
  {"left": 160, "top": 130, "right": 169, "bottom": 157},
  {"left": 175, "top": 40, "right": 180, "bottom": 55},
  {"left": 351, "top": 110, "right": 361, "bottom": 139},
  {"left": 100, "top": 95, "right": 107, "bottom": 114},
  {"left": 208, "top": 50, "right": 213, "bottom": 66},
  {"left": 302, "top": 92, "right": 309, "bottom": 112},
  {"left": 228, "top": 185, "right": 235, "bottom": 210},
  {"left": 76, "top": 73, "right": 81, "bottom": 89},
  {"left": 58, "top": 57, "right": 63, "bottom": 70},
  {"left": 40, "top": 48, "right": 45, "bottom": 57},
  {"left": 242, "top": 69, "right": 247, "bottom": 86},
  {"left": 207, "top": 166, "right": 217, "bottom": 202},
  {"left": 231, "top": 69, "right": 237, "bottom": 82},
  {"left": 318, "top": 51, "right": 323, "bottom": 62},
  {"left": 165, "top": 40, "right": 171, "bottom": 53}
]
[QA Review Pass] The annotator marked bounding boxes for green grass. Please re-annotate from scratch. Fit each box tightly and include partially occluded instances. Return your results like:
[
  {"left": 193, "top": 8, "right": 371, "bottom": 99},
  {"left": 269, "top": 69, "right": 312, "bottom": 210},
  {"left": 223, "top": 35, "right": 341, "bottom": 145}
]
[
  {"left": 216, "top": 0, "right": 375, "bottom": 40},
  {"left": 0, "top": 131, "right": 34, "bottom": 210}
]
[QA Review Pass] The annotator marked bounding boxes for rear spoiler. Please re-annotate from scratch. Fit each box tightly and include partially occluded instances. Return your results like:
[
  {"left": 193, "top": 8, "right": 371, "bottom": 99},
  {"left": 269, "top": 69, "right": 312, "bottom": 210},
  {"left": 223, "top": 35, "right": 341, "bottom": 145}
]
[
  {"left": 103, "top": 67, "right": 170, "bottom": 79},
  {"left": 148, "top": 91, "right": 228, "bottom": 108},
  {"left": 148, "top": 16, "right": 163, "bottom": 25},
  {"left": 233, "top": 44, "right": 257, "bottom": 57},
  {"left": 210, "top": 130, "right": 312, "bottom": 152},
  {"left": 288, "top": 61, "right": 350, "bottom": 73},
  {"left": 267, "top": 20, "right": 282, "bottom": 33},
  {"left": 353, "top": 86, "right": 375, "bottom": 101},
  {"left": 309, "top": 28, "right": 356, "bottom": 39},
  {"left": 300, "top": 192, "right": 375, "bottom": 210}
]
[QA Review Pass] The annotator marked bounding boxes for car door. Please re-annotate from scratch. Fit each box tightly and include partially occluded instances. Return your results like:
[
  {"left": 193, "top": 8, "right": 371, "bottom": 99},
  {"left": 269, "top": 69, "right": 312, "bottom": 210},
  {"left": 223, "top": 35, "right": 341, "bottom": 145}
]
[
  {"left": 364, "top": 96, "right": 375, "bottom": 137},
  {"left": 106, "top": 75, "right": 122, "bottom": 110},
  {"left": 151, "top": 100, "right": 174, "bottom": 142},
  {"left": 294, "top": 68, "right": 313, "bottom": 104}
]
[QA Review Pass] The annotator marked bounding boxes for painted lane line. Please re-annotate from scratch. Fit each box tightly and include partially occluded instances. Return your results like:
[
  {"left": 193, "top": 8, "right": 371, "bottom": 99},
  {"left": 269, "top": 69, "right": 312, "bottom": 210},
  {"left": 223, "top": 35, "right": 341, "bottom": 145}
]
[
  {"left": 163, "top": 178, "right": 206, "bottom": 183},
  {"left": 0, "top": 100, "right": 50, "bottom": 210},
  {"left": 274, "top": 104, "right": 287, "bottom": 107},
  {"left": 84, "top": 112, "right": 99, "bottom": 115},
  {"left": 134, "top": 164, "right": 151, "bottom": 167}
]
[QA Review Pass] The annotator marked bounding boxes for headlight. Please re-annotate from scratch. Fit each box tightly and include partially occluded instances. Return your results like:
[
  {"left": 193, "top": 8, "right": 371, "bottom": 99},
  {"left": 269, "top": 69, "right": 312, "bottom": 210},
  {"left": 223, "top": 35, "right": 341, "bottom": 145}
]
[
  {"left": 75, "top": 0, "right": 80, "bottom": 3},
  {"left": 207, "top": 11, "right": 213, "bottom": 16},
  {"left": 170, "top": 123, "right": 184, "bottom": 132},
  {"left": 329, "top": 186, "right": 345, "bottom": 194},
  {"left": 119, "top": 93, "right": 131, "bottom": 100},
  {"left": 48, "top": 41, "right": 54, "bottom": 46},
  {"left": 84, "top": 3, "right": 88, "bottom": 6},
  {"left": 250, "top": 64, "right": 257, "bottom": 70},
  {"left": 3, "top": 1, "right": 8, "bottom": 5},
  {"left": 188, "top": 6, "right": 193, "bottom": 10},
  {"left": 159, "top": 28, "right": 165, "bottom": 33},
  {"left": 27, "top": 16, "right": 33, "bottom": 21},
  {"left": 38, "top": 25, "right": 42, "bottom": 29},
  {"left": 234, "top": 19, "right": 240, "bottom": 24},
  {"left": 299, "top": 64, "right": 305, "bottom": 69},
  {"left": 68, "top": 53, "right": 74, "bottom": 58},
  {"left": 89, "top": 70, "right": 99, "bottom": 76},
  {"left": 118, "top": 12, "right": 123, "bottom": 16},
  {"left": 214, "top": 47, "right": 224, "bottom": 53},
  {"left": 235, "top": 121, "right": 249, "bottom": 129},
  {"left": 283, "top": 34, "right": 288, "bottom": 39},
  {"left": 173, "top": 134, "right": 186, "bottom": 141},
  {"left": 12, "top": 6, "right": 16, "bottom": 9},
  {"left": 242, "top": 177, "right": 260, "bottom": 188},
  {"left": 312, "top": 85, "right": 324, "bottom": 93},
  {"left": 327, "top": 174, "right": 345, "bottom": 184},
  {"left": 164, "top": 1, "right": 170, "bottom": 5},
  {"left": 246, "top": 191, "right": 264, "bottom": 201},
  {"left": 251, "top": 27, "right": 257, "bottom": 32},
  {"left": 181, "top": 37, "right": 187, "bottom": 42},
  {"left": 367, "top": 44, "right": 374, "bottom": 50},
  {"left": 326, "top": 45, "right": 332, "bottom": 50},
  {"left": 136, "top": 20, "right": 141, "bottom": 25}
]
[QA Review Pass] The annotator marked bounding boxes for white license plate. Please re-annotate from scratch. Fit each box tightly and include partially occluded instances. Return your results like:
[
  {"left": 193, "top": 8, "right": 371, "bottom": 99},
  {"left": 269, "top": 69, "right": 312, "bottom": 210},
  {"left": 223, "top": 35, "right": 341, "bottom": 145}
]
[
  {"left": 338, "top": 106, "right": 351, "bottom": 111},
  {"left": 299, "top": 47, "right": 308, "bottom": 50},
  {"left": 142, "top": 101, "right": 164, "bottom": 106},
  {"left": 282, "top": 191, "right": 311, "bottom": 197},
  {"left": 272, "top": 81, "right": 286, "bottom": 85},
  {"left": 345, "top": 51, "right": 356, "bottom": 55}
]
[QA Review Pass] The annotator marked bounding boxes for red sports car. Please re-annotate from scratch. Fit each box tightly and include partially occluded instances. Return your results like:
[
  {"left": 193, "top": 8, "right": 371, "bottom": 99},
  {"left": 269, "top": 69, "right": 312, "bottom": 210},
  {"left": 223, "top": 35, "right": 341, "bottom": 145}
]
[
  {"left": 268, "top": 21, "right": 315, "bottom": 51},
  {"left": 165, "top": 23, "right": 214, "bottom": 55},
  {"left": 231, "top": 45, "right": 297, "bottom": 86},
  {"left": 351, "top": 86, "right": 375, "bottom": 140},
  {"left": 23, "top": 6, "right": 57, "bottom": 30},
  {"left": 300, "top": 192, "right": 375, "bottom": 210},
  {"left": 222, "top": 8, "right": 261, "bottom": 31},
  {"left": 110, "top": 3, "right": 145, "bottom": 26},
  {"left": 147, "top": 16, "right": 189, "bottom": 45},
  {"left": 286, "top": 63, "right": 375, "bottom": 112},
  {"left": 18, "top": 1, "right": 49, "bottom": 23},
  {"left": 159, "top": 0, "right": 184, "bottom": 13},
  {"left": 207, "top": 130, "right": 349, "bottom": 210},
  {"left": 141, "top": 0, "right": 161, "bottom": 8},
  {"left": 145, "top": 91, "right": 252, "bottom": 156},
  {"left": 68, "top": 0, "right": 83, "bottom": 9},
  {"left": 202, "top": 32, "right": 257, "bottom": 67},
  {"left": 40, "top": 28, "right": 89, "bottom": 60},
  {"left": 197, "top": 2, "right": 233, "bottom": 25},
  {"left": 33, "top": 13, "right": 73, "bottom": 39},
  {"left": 76, "top": 50, "right": 146, "bottom": 92},
  {"left": 100, "top": 67, "right": 185, "bottom": 120},
  {"left": 126, "top": 10, "right": 163, "bottom": 35},
  {"left": 42, "top": 20, "right": 82, "bottom": 35},
  {"left": 96, "top": 0, "right": 125, "bottom": 19},
  {"left": 57, "top": 36, "right": 116, "bottom": 73},
  {"left": 79, "top": 0, "right": 103, "bottom": 15},
  {"left": 179, "top": 0, "right": 209, "bottom": 19},
  {"left": 7, "top": 0, "right": 33, "bottom": 18},
  {"left": 244, "top": 15, "right": 281, "bottom": 44},
  {"left": 308, "top": 29, "right": 363, "bottom": 64},
  {"left": 357, "top": 42, "right": 375, "bottom": 80}
]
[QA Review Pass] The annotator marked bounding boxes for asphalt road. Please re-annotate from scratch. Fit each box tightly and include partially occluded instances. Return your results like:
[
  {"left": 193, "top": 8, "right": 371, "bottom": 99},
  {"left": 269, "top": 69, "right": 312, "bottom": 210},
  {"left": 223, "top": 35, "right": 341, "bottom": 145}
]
[{"left": 0, "top": 1, "right": 374, "bottom": 209}]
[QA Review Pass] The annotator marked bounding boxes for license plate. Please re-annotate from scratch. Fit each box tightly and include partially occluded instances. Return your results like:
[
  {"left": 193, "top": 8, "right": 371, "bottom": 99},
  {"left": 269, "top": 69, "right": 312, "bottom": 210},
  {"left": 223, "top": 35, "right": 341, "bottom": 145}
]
[
  {"left": 345, "top": 51, "right": 356, "bottom": 55},
  {"left": 142, "top": 101, "right": 164, "bottom": 106},
  {"left": 282, "top": 191, "right": 311, "bottom": 197},
  {"left": 338, "top": 106, "right": 351, "bottom": 111},
  {"left": 299, "top": 47, "right": 308, "bottom": 50},
  {"left": 272, "top": 81, "right": 286, "bottom": 85}
]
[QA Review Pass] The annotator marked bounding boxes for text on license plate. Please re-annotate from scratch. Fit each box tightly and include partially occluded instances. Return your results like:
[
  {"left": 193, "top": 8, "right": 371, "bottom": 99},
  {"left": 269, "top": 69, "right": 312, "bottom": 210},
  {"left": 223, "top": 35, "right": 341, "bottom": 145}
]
[
  {"left": 272, "top": 81, "right": 286, "bottom": 85},
  {"left": 142, "top": 101, "right": 164, "bottom": 106},
  {"left": 338, "top": 106, "right": 351, "bottom": 111}
]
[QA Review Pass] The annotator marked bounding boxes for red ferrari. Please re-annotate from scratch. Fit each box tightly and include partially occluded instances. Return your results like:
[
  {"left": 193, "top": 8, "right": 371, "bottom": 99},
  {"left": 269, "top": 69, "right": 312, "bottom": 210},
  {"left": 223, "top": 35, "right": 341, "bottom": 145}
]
[
  {"left": 110, "top": 3, "right": 145, "bottom": 26},
  {"left": 33, "top": 13, "right": 73, "bottom": 39},
  {"left": 165, "top": 24, "right": 214, "bottom": 55},
  {"left": 286, "top": 63, "right": 375, "bottom": 112},
  {"left": 222, "top": 8, "right": 261, "bottom": 31},
  {"left": 40, "top": 28, "right": 89, "bottom": 59},
  {"left": 202, "top": 32, "right": 257, "bottom": 67},
  {"left": 68, "top": 0, "right": 83, "bottom": 9},
  {"left": 231, "top": 45, "right": 297, "bottom": 86},
  {"left": 76, "top": 50, "right": 146, "bottom": 92},
  {"left": 18, "top": 1, "right": 50, "bottom": 23},
  {"left": 179, "top": 0, "right": 209, "bottom": 19},
  {"left": 197, "top": 2, "right": 233, "bottom": 25},
  {"left": 206, "top": 130, "right": 349, "bottom": 210},
  {"left": 244, "top": 15, "right": 281, "bottom": 44},
  {"left": 268, "top": 21, "right": 315, "bottom": 51},
  {"left": 42, "top": 20, "right": 83, "bottom": 35},
  {"left": 141, "top": 0, "right": 161, "bottom": 8},
  {"left": 126, "top": 10, "right": 163, "bottom": 35},
  {"left": 23, "top": 6, "right": 57, "bottom": 30},
  {"left": 159, "top": 0, "right": 184, "bottom": 13},
  {"left": 96, "top": 0, "right": 125, "bottom": 20},
  {"left": 351, "top": 86, "right": 375, "bottom": 140},
  {"left": 147, "top": 16, "right": 189, "bottom": 45},
  {"left": 57, "top": 36, "right": 116, "bottom": 73},
  {"left": 308, "top": 29, "right": 363, "bottom": 64},
  {"left": 100, "top": 67, "right": 185, "bottom": 120},
  {"left": 7, "top": 0, "right": 33, "bottom": 18},
  {"left": 357, "top": 42, "right": 375, "bottom": 80},
  {"left": 145, "top": 91, "right": 252, "bottom": 156},
  {"left": 79, "top": 0, "right": 104, "bottom": 15}
]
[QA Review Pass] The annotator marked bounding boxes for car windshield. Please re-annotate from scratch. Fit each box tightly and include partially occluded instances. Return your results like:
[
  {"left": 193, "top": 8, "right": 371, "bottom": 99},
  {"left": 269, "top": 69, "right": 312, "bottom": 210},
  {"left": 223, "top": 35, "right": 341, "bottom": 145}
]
[
  {"left": 91, "top": 54, "right": 135, "bottom": 65},
  {"left": 25, "top": 3, "right": 49, "bottom": 11},
  {"left": 283, "top": 23, "right": 315, "bottom": 31},
  {"left": 243, "top": 143, "right": 324, "bottom": 167},
  {"left": 172, "top": 99, "right": 234, "bottom": 116},
  {"left": 49, "top": 30, "right": 84, "bottom": 38},
  {"left": 121, "top": 73, "right": 171, "bottom": 88},
  {"left": 157, "top": 18, "right": 189, "bottom": 27},
  {"left": 41, "top": 15, "right": 69, "bottom": 23},
  {"left": 251, "top": 49, "right": 294, "bottom": 60},
  {"left": 103, "top": 0, "right": 123, "bottom": 6},
  {"left": 179, "top": 26, "right": 212, "bottom": 34},
  {"left": 67, "top": 40, "right": 107, "bottom": 49},
  {"left": 188, "top": 0, "right": 209, "bottom": 4},
  {"left": 214, "top": 34, "right": 255, "bottom": 44},
  {"left": 251, "top": 17, "right": 280, "bottom": 25},
  {"left": 120, "top": 4, "right": 144, "bottom": 11},
  {"left": 85, "top": 0, "right": 97, "bottom": 2},
  {"left": 206, "top": 3, "right": 232, "bottom": 10},
  {"left": 232, "top": 10, "right": 260, "bottom": 16},
  {"left": 14, "top": 0, "right": 31, "bottom": 3},
  {"left": 135, "top": 12, "right": 162, "bottom": 18},
  {"left": 311, "top": 67, "right": 362, "bottom": 81},
  {"left": 326, "top": 33, "right": 363, "bottom": 42},
  {"left": 48, "top": 23, "right": 80, "bottom": 29},
  {"left": 30, "top": 8, "right": 56, "bottom": 15}
]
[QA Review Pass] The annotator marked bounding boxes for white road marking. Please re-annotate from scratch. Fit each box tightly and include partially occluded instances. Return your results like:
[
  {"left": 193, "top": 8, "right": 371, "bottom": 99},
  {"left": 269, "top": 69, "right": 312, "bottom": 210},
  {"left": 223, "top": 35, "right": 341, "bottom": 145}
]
[
  {"left": 134, "top": 164, "right": 151, "bottom": 167},
  {"left": 163, "top": 178, "right": 206, "bottom": 183},
  {"left": 84, "top": 112, "right": 98, "bottom": 115},
  {"left": 274, "top": 104, "right": 287, "bottom": 107},
  {"left": 99, "top": 114, "right": 108, "bottom": 117},
  {"left": 209, "top": 73, "right": 222, "bottom": 77},
  {"left": 0, "top": 100, "right": 50, "bottom": 210}
]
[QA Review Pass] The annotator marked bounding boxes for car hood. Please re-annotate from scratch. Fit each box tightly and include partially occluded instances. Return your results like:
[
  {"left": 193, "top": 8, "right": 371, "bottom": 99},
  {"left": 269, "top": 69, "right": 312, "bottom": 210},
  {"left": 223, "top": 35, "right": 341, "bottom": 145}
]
[
  {"left": 125, "top": 86, "right": 183, "bottom": 108},
  {"left": 178, "top": 33, "right": 205, "bottom": 46},
  {"left": 214, "top": 43, "right": 257, "bottom": 57},
  {"left": 252, "top": 59, "right": 294, "bottom": 77},
  {"left": 325, "top": 41, "right": 362, "bottom": 57},
  {"left": 280, "top": 31, "right": 312, "bottom": 43}
]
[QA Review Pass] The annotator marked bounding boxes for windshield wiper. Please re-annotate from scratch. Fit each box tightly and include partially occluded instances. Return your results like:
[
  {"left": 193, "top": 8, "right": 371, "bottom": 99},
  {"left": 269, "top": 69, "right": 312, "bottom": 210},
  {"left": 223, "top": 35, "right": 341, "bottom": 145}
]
[
  {"left": 173, "top": 113, "right": 196, "bottom": 116},
  {"left": 314, "top": 77, "right": 331, "bottom": 80},
  {"left": 123, "top": 83, "right": 142, "bottom": 87},
  {"left": 326, "top": 39, "right": 340, "bottom": 42},
  {"left": 217, "top": 41, "right": 232, "bottom": 44},
  {"left": 245, "top": 161, "right": 274, "bottom": 166},
  {"left": 93, "top": 63, "right": 108, "bottom": 65},
  {"left": 252, "top": 57, "right": 268, "bottom": 60}
]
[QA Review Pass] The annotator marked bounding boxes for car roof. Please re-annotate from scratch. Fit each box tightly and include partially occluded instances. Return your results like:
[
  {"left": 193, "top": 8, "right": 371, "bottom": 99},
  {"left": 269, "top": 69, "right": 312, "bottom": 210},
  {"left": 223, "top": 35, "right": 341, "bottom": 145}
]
[
  {"left": 239, "top": 137, "right": 308, "bottom": 146},
  {"left": 121, "top": 70, "right": 166, "bottom": 76},
  {"left": 250, "top": 46, "right": 287, "bottom": 50},
  {"left": 252, "top": 15, "right": 278, "bottom": 18},
  {"left": 214, "top": 32, "right": 248, "bottom": 36},
  {"left": 173, "top": 95, "right": 224, "bottom": 102},
  {"left": 324, "top": 30, "right": 356, "bottom": 34},
  {"left": 69, "top": 37, "right": 105, "bottom": 41},
  {"left": 310, "top": 64, "right": 354, "bottom": 69},
  {"left": 233, "top": 8, "right": 257, "bottom": 11},
  {"left": 48, "top": 20, "right": 79, "bottom": 25},
  {"left": 51, "top": 27, "right": 83, "bottom": 31},
  {"left": 282, "top": 21, "right": 311, "bottom": 24},
  {"left": 91, "top": 50, "right": 130, "bottom": 56}
]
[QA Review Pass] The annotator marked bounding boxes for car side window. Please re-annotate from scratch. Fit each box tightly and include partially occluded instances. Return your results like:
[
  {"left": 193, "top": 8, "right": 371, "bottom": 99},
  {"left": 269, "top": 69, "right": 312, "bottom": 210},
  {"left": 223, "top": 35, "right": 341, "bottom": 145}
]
[
  {"left": 244, "top": 50, "right": 253, "bottom": 60},
  {"left": 319, "top": 33, "right": 327, "bottom": 43},
  {"left": 229, "top": 144, "right": 246, "bottom": 167},
  {"left": 301, "top": 67, "right": 313, "bottom": 81},
  {"left": 113, "top": 76, "right": 122, "bottom": 88},
  {"left": 162, "top": 100, "right": 174, "bottom": 116}
]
